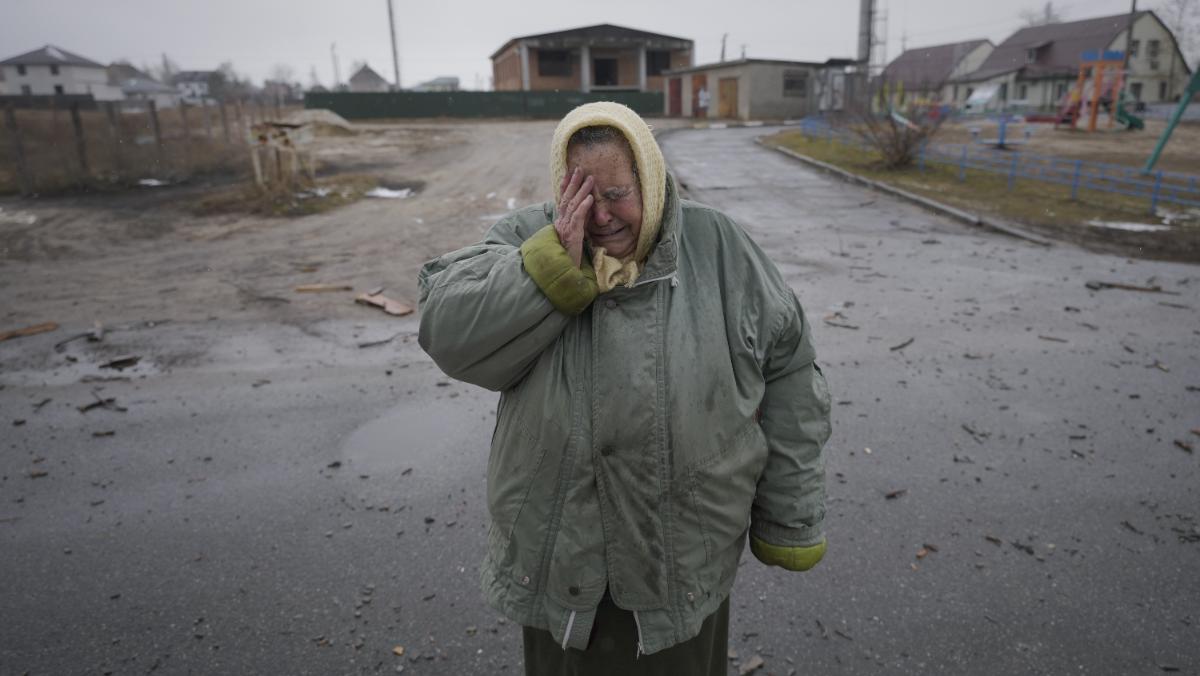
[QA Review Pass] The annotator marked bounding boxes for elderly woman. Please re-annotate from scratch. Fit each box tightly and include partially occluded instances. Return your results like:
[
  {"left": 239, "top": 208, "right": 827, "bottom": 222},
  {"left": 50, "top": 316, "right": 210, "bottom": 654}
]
[{"left": 418, "top": 102, "right": 831, "bottom": 675}]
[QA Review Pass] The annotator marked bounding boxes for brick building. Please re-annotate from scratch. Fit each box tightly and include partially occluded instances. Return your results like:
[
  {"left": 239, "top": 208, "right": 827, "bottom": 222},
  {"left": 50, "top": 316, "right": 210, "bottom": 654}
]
[{"left": 491, "top": 23, "right": 693, "bottom": 93}]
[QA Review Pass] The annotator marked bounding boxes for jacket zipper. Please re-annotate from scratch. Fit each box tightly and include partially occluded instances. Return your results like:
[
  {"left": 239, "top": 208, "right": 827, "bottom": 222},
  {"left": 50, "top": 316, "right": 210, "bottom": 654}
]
[
  {"left": 633, "top": 271, "right": 679, "bottom": 288},
  {"left": 632, "top": 610, "right": 646, "bottom": 658},
  {"left": 561, "top": 610, "right": 577, "bottom": 650}
]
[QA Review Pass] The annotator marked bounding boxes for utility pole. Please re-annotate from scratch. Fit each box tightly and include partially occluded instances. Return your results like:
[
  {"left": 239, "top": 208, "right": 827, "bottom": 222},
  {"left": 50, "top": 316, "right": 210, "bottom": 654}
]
[
  {"left": 331, "top": 42, "right": 341, "bottom": 90},
  {"left": 1122, "top": 0, "right": 1136, "bottom": 73},
  {"left": 720, "top": 33, "right": 728, "bottom": 62},
  {"left": 740, "top": 44, "right": 746, "bottom": 60},
  {"left": 386, "top": 0, "right": 401, "bottom": 91}
]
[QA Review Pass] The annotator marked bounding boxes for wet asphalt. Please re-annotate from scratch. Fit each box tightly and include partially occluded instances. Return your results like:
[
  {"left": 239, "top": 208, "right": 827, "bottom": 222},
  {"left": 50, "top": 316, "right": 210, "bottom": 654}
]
[{"left": 1, "top": 127, "right": 1198, "bottom": 676}]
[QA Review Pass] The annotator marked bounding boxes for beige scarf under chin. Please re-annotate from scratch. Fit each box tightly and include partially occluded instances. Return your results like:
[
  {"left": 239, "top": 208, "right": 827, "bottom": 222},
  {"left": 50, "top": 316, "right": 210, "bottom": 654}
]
[{"left": 549, "top": 102, "right": 667, "bottom": 293}]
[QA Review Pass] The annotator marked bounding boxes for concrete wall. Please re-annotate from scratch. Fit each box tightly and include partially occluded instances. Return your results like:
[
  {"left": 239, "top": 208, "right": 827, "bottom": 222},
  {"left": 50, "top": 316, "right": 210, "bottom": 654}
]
[
  {"left": 0, "top": 64, "right": 123, "bottom": 100},
  {"left": 664, "top": 62, "right": 818, "bottom": 120}
]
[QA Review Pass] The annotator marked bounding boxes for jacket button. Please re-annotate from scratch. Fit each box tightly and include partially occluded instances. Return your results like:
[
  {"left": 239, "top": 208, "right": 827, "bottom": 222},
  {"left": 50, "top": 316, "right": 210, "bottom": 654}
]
[
  {"left": 521, "top": 575, "right": 530, "bottom": 585},
  {"left": 604, "top": 299, "right": 618, "bottom": 309},
  {"left": 600, "top": 446, "right": 614, "bottom": 457},
  {"left": 568, "top": 586, "right": 580, "bottom": 596},
  {"left": 686, "top": 591, "right": 695, "bottom": 602}
]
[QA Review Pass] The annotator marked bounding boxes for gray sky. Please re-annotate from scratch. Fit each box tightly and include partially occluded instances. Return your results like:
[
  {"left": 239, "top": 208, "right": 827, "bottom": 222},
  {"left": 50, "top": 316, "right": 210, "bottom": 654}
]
[{"left": 0, "top": 0, "right": 1159, "bottom": 89}]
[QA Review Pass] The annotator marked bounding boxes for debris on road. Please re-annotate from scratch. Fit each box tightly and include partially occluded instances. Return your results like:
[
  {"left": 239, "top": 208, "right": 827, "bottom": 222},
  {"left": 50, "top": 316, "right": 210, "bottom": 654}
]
[
  {"left": 0, "top": 321, "right": 59, "bottom": 342},
  {"left": 885, "top": 489, "right": 907, "bottom": 500},
  {"left": 355, "top": 292, "right": 414, "bottom": 317},
  {"left": 1084, "top": 280, "right": 1179, "bottom": 295},
  {"left": 54, "top": 321, "right": 105, "bottom": 351},
  {"left": 28, "top": 469, "right": 48, "bottom": 479},
  {"left": 358, "top": 333, "right": 403, "bottom": 349},
  {"left": 392, "top": 646, "right": 405, "bottom": 657},
  {"left": 99, "top": 356, "right": 140, "bottom": 371},
  {"left": 77, "top": 393, "right": 127, "bottom": 413},
  {"left": 92, "top": 430, "right": 115, "bottom": 437},
  {"left": 1037, "top": 335, "right": 1068, "bottom": 343},
  {"left": 890, "top": 337, "right": 915, "bottom": 351},
  {"left": 1175, "top": 440, "right": 1194, "bottom": 454},
  {"left": 295, "top": 283, "right": 353, "bottom": 293},
  {"left": 738, "top": 655, "right": 765, "bottom": 674},
  {"left": 366, "top": 187, "right": 413, "bottom": 199}
]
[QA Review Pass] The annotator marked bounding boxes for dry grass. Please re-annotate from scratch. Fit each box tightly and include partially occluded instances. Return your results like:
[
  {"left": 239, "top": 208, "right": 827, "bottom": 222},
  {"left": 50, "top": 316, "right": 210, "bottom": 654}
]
[
  {"left": 191, "top": 174, "right": 383, "bottom": 218},
  {"left": 937, "top": 118, "right": 1200, "bottom": 175},
  {"left": 766, "top": 130, "right": 1200, "bottom": 262}
]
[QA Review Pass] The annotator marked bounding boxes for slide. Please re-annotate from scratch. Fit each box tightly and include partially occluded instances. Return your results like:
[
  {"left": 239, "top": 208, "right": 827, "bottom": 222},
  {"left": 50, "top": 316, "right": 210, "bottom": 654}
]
[{"left": 1115, "top": 94, "right": 1144, "bottom": 130}]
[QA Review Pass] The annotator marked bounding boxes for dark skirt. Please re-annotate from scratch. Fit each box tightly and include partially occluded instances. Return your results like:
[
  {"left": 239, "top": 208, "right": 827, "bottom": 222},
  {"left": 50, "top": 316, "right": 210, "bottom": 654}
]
[{"left": 522, "top": 590, "right": 730, "bottom": 676}]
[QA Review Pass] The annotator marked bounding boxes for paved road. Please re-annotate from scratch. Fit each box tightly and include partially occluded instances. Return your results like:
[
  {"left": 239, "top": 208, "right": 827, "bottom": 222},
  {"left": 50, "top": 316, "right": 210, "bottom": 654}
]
[{"left": 1, "top": 127, "right": 1197, "bottom": 675}]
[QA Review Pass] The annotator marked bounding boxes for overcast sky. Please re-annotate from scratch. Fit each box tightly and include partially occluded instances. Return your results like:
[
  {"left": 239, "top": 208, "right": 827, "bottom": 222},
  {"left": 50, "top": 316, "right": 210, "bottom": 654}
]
[{"left": 0, "top": 0, "right": 1164, "bottom": 89}]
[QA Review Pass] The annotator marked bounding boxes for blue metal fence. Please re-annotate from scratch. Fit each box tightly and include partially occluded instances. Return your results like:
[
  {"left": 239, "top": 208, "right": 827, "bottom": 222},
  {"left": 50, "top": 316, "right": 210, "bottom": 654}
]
[{"left": 795, "top": 119, "right": 1200, "bottom": 213}]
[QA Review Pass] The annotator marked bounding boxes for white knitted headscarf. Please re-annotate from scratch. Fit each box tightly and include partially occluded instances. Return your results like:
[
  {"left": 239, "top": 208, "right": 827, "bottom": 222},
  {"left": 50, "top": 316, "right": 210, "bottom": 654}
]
[{"left": 550, "top": 102, "right": 666, "bottom": 292}]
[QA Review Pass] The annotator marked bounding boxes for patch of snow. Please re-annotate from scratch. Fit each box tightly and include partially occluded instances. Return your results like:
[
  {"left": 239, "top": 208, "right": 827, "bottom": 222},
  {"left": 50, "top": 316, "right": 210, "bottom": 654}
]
[
  {"left": 0, "top": 207, "right": 37, "bottom": 226},
  {"left": 45, "top": 46, "right": 66, "bottom": 61},
  {"left": 138, "top": 178, "right": 168, "bottom": 187},
  {"left": 486, "top": 192, "right": 497, "bottom": 199},
  {"left": 1086, "top": 220, "right": 1170, "bottom": 233},
  {"left": 414, "top": 217, "right": 424, "bottom": 224},
  {"left": 366, "top": 187, "right": 412, "bottom": 199},
  {"left": 507, "top": 197, "right": 517, "bottom": 210}
]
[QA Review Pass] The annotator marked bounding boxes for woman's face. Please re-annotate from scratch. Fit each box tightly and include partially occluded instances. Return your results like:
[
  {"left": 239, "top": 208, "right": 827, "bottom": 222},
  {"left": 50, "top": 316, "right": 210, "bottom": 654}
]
[{"left": 566, "top": 141, "right": 643, "bottom": 260}]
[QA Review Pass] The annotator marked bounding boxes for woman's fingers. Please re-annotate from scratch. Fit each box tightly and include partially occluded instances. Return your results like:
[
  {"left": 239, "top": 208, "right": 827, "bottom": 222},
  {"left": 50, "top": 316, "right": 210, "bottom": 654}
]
[
  {"left": 559, "top": 167, "right": 582, "bottom": 211},
  {"left": 565, "top": 176, "right": 594, "bottom": 220}
]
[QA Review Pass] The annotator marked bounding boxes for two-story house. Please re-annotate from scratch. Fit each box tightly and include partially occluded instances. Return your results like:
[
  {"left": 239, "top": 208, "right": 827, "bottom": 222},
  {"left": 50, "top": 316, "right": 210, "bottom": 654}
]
[
  {"left": 948, "top": 10, "right": 1191, "bottom": 110},
  {"left": 0, "top": 45, "right": 124, "bottom": 100}
]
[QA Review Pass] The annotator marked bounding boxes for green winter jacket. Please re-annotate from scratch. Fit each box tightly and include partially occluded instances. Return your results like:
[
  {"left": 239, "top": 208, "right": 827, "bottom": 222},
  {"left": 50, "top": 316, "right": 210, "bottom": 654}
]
[{"left": 417, "top": 173, "right": 831, "bottom": 655}]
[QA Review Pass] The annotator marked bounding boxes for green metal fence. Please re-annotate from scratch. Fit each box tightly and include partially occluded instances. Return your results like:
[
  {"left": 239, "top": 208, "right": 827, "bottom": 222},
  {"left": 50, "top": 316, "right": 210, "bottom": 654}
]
[{"left": 303, "top": 91, "right": 664, "bottom": 119}]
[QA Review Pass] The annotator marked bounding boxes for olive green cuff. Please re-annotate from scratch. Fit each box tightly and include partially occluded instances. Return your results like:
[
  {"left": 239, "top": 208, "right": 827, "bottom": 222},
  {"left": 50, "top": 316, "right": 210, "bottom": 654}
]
[
  {"left": 520, "top": 225, "right": 598, "bottom": 316},
  {"left": 749, "top": 535, "right": 827, "bottom": 572}
]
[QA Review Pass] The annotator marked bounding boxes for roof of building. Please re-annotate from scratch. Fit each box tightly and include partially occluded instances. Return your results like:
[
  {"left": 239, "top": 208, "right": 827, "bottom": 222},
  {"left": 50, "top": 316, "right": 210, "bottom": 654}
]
[
  {"left": 664, "top": 57, "right": 825, "bottom": 77},
  {"left": 0, "top": 44, "right": 106, "bottom": 68},
  {"left": 883, "top": 39, "right": 991, "bottom": 87},
  {"left": 491, "top": 23, "right": 692, "bottom": 60},
  {"left": 957, "top": 10, "right": 1150, "bottom": 82},
  {"left": 108, "top": 62, "right": 152, "bottom": 85},
  {"left": 349, "top": 64, "right": 389, "bottom": 85}
]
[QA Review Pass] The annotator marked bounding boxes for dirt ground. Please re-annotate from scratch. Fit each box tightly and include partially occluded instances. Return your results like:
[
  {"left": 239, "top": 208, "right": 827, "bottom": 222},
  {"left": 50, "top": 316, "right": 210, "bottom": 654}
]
[
  {"left": 0, "top": 120, "right": 572, "bottom": 332},
  {"left": 938, "top": 118, "right": 1200, "bottom": 175}
]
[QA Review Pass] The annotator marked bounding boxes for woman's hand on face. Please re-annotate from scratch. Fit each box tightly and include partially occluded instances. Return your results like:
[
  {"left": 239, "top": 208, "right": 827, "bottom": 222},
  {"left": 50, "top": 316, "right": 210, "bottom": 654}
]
[{"left": 555, "top": 168, "right": 593, "bottom": 268}]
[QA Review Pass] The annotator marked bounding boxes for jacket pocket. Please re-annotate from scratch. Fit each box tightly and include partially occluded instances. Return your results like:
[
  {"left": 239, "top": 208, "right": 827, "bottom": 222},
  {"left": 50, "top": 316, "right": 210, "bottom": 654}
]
[
  {"left": 684, "top": 419, "right": 769, "bottom": 591},
  {"left": 486, "top": 403, "right": 548, "bottom": 558}
]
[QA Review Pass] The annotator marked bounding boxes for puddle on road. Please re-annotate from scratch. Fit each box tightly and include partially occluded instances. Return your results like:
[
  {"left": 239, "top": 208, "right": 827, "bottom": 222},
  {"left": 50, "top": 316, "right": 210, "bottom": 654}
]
[{"left": 338, "top": 396, "right": 493, "bottom": 480}]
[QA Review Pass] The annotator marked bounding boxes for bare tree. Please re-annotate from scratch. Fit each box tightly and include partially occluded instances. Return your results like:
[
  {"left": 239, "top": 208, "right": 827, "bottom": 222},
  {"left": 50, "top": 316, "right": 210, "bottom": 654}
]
[
  {"left": 1159, "top": 0, "right": 1200, "bottom": 67},
  {"left": 840, "top": 78, "right": 949, "bottom": 170},
  {"left": 151, "top": 53, "right": 180, "bottom": 84},
  {"left": 1019, "top": 2, "right": 1063, "bottom": 27},
  {"left": 269, "top": 64, "right": 296, "bottom": 86}
]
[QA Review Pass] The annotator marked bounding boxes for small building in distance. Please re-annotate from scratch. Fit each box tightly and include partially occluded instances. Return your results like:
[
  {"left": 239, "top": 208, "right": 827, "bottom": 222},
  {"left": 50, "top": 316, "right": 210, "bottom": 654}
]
[
  {"left": 349, "top": 64, "right": 390, "bottom": 93},
  {"left": 882, "top": 39, "right": 993, "bottom": 104},
  {"left": 173, "top": 71, "right": 218, "bottom": 104},
  {"left": 949, "top": 10, "right": 1192, "bottom": 110},
  {"left": 0, "top": 44, "right": 124, "bottom": 100},
  {"left": 663, "top": 58, "right": 824, "bottom": 120},
  {"left": 412, "top": 76, "right": 460, "bottom": 92},
  {"left": 491, "top": 23, "right": 693, "bottom": 93},
  {"left": 108, "top": 62, "right": 178, "bottom": 109}
]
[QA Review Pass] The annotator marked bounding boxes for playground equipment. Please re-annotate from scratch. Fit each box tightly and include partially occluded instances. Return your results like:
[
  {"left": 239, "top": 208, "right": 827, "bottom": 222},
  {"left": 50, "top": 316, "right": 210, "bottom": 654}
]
[
  {"left": 970, "top": 115, "right": 1034, "bottom": 149},
  {"left": 1144, "top": 68, "right": 1200, "bottom": 173},
  {"left": 1056, "top": 50, "right": 1144, "bottom": 131}
]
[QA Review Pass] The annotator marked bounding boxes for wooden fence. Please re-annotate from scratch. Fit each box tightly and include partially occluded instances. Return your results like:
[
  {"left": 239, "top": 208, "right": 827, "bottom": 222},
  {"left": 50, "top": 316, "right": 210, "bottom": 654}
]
[{"left": 1, "top": 99, "right": 300, "bottom": 195}]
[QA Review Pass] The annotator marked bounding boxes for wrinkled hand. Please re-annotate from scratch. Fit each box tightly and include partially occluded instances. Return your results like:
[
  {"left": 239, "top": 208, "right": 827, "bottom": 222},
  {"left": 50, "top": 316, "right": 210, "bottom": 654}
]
[{"left": 555, "top": 167, "right": 593, "bottom": 268}]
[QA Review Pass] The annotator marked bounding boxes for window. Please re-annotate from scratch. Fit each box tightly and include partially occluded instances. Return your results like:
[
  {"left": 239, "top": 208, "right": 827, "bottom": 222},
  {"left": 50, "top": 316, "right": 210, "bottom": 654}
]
[
  {"left": 782, "top": 70, "right": 808, "bottom": 97},
  {"left": 1129, "top": 39, "right": 1140, "bottom": 57},
  {"left": 1130, "top": 82, "right": 1143, "bottom": 101},
  {"left": 50, "top": 64, "right": 59, "bottom": 75},
  {"left": 1148, "top": 40, "right": 1160, "bottom": 57},
  {"left": 965, "top": 87, "right": 974, "bottom": 99},
  {"left": 537, "top": 49, "right": 570, "bottom": 77},
  {"left": 1055, "top": 82, "right": 1067, "bottom": 99},
  {"left": 593, "top": 58, "right": 618, "bottom": 86},
  {"left": 1159, "top": 81, "right": 1168, "bottom": 100},
  {"left": 646, "top": 50, "right": 671, "bottom": 76},
  {"left": 54, "top": 84, "right": 64, "bottom": 94},
  {"left": 17, "top": 64, "right": 26, "bottom": 76},
  {"left": 20, "top": 84, "right": 31, "bottom": 95},
  {"left": 999, "top": 82, "right": 1008, "bottom": 101},
  {"left": 1025, "top": 48, "right": 1038, "bottom": 64}
]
